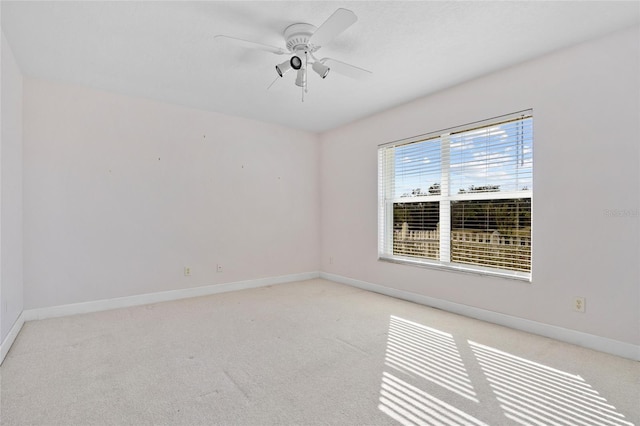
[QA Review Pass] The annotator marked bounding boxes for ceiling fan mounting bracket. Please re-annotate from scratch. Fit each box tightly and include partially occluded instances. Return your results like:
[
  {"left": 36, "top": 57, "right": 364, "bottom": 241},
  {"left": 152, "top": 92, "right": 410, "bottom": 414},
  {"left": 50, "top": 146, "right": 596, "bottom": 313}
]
[{"left": 284, "top": 23, "right": 319, "bottom": 53}]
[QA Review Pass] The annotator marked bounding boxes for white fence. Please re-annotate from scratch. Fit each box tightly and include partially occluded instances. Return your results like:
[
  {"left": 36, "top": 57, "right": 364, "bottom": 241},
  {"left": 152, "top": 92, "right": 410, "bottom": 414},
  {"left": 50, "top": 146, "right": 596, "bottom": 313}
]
[{"left": 393, "top": 223, "right": 531, "bottom": 272}]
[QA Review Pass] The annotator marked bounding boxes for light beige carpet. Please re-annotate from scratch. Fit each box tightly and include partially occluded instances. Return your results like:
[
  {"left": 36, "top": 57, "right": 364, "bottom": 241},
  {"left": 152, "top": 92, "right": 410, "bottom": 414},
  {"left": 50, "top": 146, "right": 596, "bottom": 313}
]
[{"left": 1, "top": 279, "right": 638, "bottom": 425}]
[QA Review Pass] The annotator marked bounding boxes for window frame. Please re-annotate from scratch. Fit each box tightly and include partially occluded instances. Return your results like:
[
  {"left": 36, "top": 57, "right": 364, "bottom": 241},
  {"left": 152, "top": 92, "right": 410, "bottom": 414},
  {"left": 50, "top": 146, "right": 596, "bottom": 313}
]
[{"left": 378, "top": 110, "right": 533, "bottom": 282}]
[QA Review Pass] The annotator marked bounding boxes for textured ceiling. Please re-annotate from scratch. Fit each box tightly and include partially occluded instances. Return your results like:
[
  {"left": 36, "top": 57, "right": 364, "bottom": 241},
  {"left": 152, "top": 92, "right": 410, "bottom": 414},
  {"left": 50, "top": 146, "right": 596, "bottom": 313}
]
[{"left": 2, "top": 1, "right": 639, "bottom": 133}]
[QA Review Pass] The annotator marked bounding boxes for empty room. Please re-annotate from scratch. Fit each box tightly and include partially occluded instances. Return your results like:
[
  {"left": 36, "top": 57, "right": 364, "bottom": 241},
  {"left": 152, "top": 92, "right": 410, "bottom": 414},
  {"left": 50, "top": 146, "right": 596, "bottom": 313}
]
[{"left": 1, "top": 1, "right": 639, "bottom": 425}]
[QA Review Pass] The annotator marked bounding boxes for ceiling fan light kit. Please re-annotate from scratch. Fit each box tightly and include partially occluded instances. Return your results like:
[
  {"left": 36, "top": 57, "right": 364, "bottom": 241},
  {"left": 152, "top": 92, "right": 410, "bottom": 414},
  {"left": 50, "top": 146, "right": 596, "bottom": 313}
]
[
  {"left": 275, "top": 60, "right": 290, "bottom": 77},
  {"left": 290, "top": 56, "right": 303, "bottom": 70},
  {"left": 275, "top": 55, "right": 303, "bottom": 77},
  {"left": 312, "top": 61, "right": 330, "bottom": 79},
  {"left": 295, "top": 68, "right": 306, "bottom": 87},
  {"left": 216, "top": 8, "right": 372, "bottom": 101}
]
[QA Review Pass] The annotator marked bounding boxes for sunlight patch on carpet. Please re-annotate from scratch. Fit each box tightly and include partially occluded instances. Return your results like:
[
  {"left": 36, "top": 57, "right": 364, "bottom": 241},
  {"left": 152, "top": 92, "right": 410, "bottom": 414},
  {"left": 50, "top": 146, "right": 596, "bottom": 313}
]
[
  {"left": 384, "top": 315, "right": 478, "bottom": 402},
  {"left": 469, "top": 341, "right": 634, "bottom": 426},
  {"left": 378, "top": 372, "right": 488, "bottom": 426}
]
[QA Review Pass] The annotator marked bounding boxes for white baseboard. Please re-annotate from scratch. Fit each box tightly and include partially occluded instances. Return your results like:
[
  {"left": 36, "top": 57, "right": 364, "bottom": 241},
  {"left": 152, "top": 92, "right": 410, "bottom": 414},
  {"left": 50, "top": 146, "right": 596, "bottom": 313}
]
[
  {"left": 1, "top": 312, "right": 25, "bottom": 365},
  {"left": 320, "top": 272, "right": 640, "bottom": 361},
  {"left": 23, "top": 271, "right": 320, "bottom": 322}
]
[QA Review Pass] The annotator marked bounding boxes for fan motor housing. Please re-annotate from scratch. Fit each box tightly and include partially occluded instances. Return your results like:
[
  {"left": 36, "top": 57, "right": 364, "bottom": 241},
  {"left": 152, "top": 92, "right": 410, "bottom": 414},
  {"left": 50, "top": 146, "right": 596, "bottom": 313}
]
[{"left": 284, "top": 23, "right": 319, "bottom": 53}]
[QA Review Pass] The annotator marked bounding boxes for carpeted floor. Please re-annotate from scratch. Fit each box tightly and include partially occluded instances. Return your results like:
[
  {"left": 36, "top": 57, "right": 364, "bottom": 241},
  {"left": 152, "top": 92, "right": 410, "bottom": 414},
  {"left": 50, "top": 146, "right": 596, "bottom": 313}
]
[{"left": 1, "top": 279, "right": 638, "bottom": 425}]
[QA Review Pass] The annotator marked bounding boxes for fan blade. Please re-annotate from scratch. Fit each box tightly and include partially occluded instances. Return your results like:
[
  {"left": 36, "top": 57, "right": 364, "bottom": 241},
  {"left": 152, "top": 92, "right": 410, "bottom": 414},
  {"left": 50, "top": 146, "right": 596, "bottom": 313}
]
[
  {"left": 214, "top": 35, "right": 287, "bottom": 55},
  {"left": 309, "top": 8, "right": 357, "bottom": 47},
  {"left": 323, "top": 58, "right": 372, "bottom": 80}
]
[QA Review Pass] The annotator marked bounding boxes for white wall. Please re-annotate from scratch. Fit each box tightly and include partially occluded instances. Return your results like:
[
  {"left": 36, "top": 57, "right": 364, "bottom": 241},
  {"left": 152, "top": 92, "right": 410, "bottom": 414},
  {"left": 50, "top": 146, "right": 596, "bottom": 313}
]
[
  {"left": 1, "top": 30, "right": 24, "bottom": 343},
  {"left": 320, "top": 26, "right": 640, "bottom": 346},
  {"left": 23, "top": 79, "right": 320, "bottom": 309}
]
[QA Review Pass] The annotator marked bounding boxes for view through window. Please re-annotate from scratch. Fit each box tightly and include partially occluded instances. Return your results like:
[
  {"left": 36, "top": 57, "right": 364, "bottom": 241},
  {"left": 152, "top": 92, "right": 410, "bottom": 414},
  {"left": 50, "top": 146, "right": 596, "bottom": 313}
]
[{"left": 378, "top": 111, "right": 533, "bottom": 280}]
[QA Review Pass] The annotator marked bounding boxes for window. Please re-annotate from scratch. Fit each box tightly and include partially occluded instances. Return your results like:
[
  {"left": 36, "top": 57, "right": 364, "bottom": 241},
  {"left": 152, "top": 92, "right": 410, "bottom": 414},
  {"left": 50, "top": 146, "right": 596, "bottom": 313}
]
[{"left": 378, "top": 111, "right": 533, "bottom": 280}]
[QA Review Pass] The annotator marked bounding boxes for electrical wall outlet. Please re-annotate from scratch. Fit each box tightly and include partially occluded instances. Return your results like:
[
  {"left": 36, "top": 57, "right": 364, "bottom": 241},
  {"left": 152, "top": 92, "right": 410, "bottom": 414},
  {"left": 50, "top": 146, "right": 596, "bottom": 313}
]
[
  {"left": 184, "top": 266, "right": 191, "bottom": 277},
  {"left": 217, "top": 264, "right": 223, "bottom": 273},
  {"left": 574, "top": 297, "right": 586, "bottom": 313}
]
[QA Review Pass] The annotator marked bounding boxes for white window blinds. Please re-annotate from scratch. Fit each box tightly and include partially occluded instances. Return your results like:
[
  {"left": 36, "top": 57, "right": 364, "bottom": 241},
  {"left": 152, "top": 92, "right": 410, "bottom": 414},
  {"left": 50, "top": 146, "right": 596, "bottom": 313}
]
[{"left": 378, "top": 111, "right": 533, "bottom": 280}]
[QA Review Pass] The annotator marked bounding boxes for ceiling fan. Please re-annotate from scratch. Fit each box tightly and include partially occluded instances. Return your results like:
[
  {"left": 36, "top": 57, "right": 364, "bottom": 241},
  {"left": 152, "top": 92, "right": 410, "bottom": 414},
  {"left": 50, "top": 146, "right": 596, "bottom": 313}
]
[{"left": 215, "top": 8, "right": 372, "bottom": 100}]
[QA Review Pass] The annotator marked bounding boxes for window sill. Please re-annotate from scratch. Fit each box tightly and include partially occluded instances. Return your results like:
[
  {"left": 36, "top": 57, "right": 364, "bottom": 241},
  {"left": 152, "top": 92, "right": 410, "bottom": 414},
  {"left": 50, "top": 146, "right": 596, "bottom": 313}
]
[{"left": 378, "top": 256, "right": 532, "bottom": 282}]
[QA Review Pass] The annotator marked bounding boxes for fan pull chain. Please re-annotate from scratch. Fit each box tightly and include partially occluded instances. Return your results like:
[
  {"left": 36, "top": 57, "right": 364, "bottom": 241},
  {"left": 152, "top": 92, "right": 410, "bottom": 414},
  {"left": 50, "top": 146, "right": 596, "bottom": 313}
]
[
  {"left": 301, "top": 52, "right": 308, "bottom": 102},
  {"left": 305, "top": 52, "right": 309, "bottom": 94}
]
